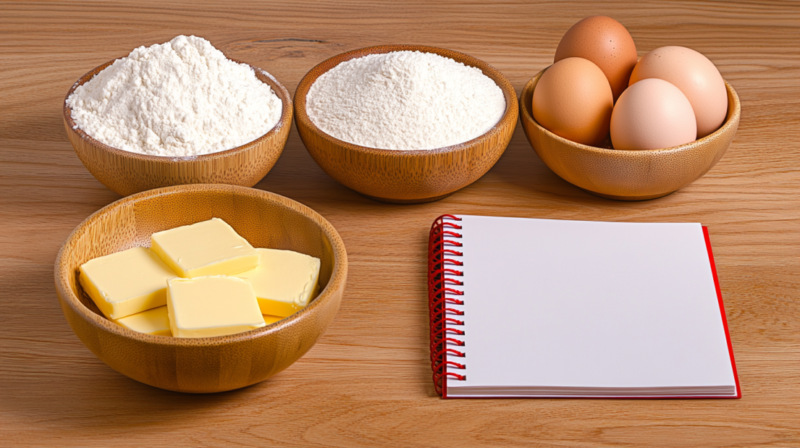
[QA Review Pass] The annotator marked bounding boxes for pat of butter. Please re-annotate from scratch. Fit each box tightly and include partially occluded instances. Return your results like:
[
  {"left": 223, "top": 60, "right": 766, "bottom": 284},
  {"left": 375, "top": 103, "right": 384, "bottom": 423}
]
[
  {"left": 236, "top": 248, "right": 321, "bottom": 317},
  {"left": 167, "top": 276, "right": 266, "bottom": 338},
  {"left": 151, "top": 218, "right": 258, "bottom": 278},
  {"left": 79, "top": 247, "right": 178, "bottom": 320},
  {"left": 115, "top": 306, "right": 171, "bottom": 336},
  {"left": 263, "top": 314, "right": 283, "bottom": 325}
]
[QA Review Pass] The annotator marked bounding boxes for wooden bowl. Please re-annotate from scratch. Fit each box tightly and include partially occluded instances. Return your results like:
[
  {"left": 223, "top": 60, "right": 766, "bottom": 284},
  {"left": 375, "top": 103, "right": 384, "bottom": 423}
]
[
  {"left": 519, "top": 68, "right": 741, "bottom": 200},
  {"left": 63, "top": 60, "right": 293, "bottom": 197},
  {"left": 54, "top": 184, "right": 348, "bottom": 393},
  {"left": 294, "top": 45, "right": 519, "bottom": 204}
]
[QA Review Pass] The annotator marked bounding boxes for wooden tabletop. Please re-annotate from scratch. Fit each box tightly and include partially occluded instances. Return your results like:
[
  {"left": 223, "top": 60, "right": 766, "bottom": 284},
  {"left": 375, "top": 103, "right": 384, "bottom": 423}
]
[{"left": 2, "top": 1, "right": 799, "bottom": 446}]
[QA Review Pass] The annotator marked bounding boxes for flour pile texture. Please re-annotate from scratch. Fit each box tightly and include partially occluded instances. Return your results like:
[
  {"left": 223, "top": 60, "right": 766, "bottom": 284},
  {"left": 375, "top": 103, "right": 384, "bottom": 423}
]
[
  {"left": 67, "top": 35, "right": 282, "bottom": 157},
  {"left": 306, "top": 51, "right": 506, "bottom": 150}
]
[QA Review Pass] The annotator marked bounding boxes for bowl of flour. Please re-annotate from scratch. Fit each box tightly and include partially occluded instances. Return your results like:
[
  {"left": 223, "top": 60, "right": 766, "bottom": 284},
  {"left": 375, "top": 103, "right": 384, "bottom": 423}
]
[
  {"left": 63, "top": 35, "right": 293, "bottom": 196},
  {"left": 295, "top": 45, "right": 519, "bottom": 203}
]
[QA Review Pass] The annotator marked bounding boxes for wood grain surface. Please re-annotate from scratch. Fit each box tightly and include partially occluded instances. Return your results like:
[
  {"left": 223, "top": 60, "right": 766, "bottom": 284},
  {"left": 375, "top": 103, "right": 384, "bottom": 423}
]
[{"left": 1, "top": 1, "right": 799, "bottom": 446}]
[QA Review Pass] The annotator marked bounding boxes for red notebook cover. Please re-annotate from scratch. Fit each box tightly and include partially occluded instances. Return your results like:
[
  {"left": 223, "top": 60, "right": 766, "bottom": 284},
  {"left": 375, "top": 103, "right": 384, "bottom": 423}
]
[{"left": 428, "top": 214, "right": 740, "bottom": 399}]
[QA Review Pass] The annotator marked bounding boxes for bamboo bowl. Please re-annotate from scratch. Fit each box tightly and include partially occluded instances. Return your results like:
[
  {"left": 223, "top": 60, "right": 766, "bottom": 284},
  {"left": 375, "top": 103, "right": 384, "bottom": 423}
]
[
  {"left": 63, "top": 60, "right": 293, "bottom": 197},
  {"left": 519, "top": 68, "right": 740, "bottom": 200},
  {"left": 54, "top": 184, "right": 348, "bottom": 393},
  {"left": 294, "top": 45, "right": 519, "bottom": 204}
]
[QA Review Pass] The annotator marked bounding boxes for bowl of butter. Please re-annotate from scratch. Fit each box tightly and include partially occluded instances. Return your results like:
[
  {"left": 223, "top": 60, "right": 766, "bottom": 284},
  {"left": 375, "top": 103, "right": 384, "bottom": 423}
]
[{"left": 54, "top": 184, "right": 347, "bottom": 393}]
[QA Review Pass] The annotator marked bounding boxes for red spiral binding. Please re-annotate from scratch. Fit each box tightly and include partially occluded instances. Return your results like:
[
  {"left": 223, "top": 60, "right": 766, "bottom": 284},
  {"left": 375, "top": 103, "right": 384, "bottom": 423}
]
[{"left": 429, "top": 214, "right": 466, "bottom": 397}]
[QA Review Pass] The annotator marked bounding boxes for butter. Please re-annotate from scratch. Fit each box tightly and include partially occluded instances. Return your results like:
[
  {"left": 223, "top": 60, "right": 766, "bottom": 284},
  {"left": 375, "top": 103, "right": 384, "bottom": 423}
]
[
  {"left": 79, "top": 247, "right": 178, "bottom": 320},
  {"left": 167, "top": 276, "right": 265, "bottom": 338},
  {"left": 151, "top": 218, "right": 258, "bottom": 278},
  {"left": 115, "top": 306, "right": 171, "bottom": 336},
  {"left": 263, "top": 314, "right": 283, "bottom": 325},
  {"left": 236, "top": 248, "right": 321, "bottom": 317}
]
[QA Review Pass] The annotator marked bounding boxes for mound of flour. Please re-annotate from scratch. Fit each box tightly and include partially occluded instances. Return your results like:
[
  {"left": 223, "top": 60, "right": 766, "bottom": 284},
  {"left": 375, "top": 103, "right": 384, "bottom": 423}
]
[
  {"left": 306, "top": 51, "right": 506, "bottom": 150},
  {"left": 67, "top": 35, "right": 282, "bottom": 157}
]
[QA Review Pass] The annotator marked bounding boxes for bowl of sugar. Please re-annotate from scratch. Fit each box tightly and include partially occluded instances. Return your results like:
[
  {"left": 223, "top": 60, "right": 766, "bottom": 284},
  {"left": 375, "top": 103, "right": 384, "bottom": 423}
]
[
  {"left": 294, "top": 45, "right": 519, "bottom": 203},
  {"left": 54, "top": 184, "right": 348, "bottom": 393},
  {"left": 63, "top": 36, "right": 293, "bottom": 197}
]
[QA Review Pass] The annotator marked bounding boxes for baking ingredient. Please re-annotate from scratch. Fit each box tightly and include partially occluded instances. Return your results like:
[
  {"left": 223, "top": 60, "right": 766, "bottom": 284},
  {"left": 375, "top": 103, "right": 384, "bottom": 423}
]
[
  {"left": 167, "top": 276, "right": 265, "bottom": 338},
  {"left": 629, "top": 46, "right": 727, "bottom": 137},
  {"left": 115, "top": 306, "right": 172, "bottom": 336},
  {"left": 151, "top": 218, "right": 258, "bottom": 278},
  {"left": 66, "top": 35, "right": 282, "bottom": 157},
  {"left": 555, "top": 16, "right": 638, "bottom": 100},
  {"left": 79, "top": 247, "right": 177, "bottom": 320},
  {"left": 236, "top": 248, "right": 321, "bottom": 317},
  {"left": 610, "top": 78, "right": 697, "bottom": 150},
  {"left": 263, "top": 315, "right": 283, "bottom": 325},
  {"left": 306, "top": 51, "right": 505, "bottom": 150},
  {"left": 532, "top": 57, "right": 614, "bottom": 146}
]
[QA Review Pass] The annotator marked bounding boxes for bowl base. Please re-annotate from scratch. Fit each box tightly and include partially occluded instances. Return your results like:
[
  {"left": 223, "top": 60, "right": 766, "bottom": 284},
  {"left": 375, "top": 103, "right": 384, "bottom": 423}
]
[
  {"left": 359, "top": 191, "right": 455, "bottom": 204},
  {"left": 579, "top": 187, "right": 676, "bottom": 201}
]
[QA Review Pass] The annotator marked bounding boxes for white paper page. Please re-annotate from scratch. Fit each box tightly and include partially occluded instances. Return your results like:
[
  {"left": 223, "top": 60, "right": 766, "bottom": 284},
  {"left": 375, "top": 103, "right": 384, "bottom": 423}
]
[{"left": 443, "top": 215, "right": 735, "bottom": 393}]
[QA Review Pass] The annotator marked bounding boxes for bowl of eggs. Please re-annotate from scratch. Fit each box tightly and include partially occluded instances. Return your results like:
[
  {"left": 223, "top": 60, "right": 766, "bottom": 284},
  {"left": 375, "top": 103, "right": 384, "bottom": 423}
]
[
  {"left": 294, "top": 45, "right": 519, "bottom": 204},
  {"left": 63, "top": 36, "right": 293, "bottom": 197},
  {"left": 54, "top": 184, "right": 348, "bottom": 393},
  {"left": 520, "top": 16, "right": 740, "bottom": 200}
]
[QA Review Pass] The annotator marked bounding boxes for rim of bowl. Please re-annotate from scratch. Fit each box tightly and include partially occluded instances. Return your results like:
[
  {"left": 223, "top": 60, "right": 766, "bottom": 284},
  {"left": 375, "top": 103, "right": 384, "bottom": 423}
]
[
  {"left": 519, "top": 67, "right": 741, "bottom": 156},
  {"left": 63, "top": 58, "right": 293, "bottom": 162},
  {"left": 294, "top": 44, "right": 519, "bottom": 157},
  {"left": 53, "top": 184, "right": 348, "bottom": 348}
]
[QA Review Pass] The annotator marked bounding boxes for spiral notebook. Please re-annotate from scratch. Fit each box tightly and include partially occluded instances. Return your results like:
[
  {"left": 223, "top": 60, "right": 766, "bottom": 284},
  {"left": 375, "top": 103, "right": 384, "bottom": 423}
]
[{"left": 428, "top": 215, "right": 740, "bottom": 399}]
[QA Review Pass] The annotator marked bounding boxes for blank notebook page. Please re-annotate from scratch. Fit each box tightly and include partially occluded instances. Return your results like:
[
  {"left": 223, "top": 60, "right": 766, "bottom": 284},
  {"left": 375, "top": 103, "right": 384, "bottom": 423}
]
[{"left": 445, "top": 215, "right": 736, "bottom": 397}]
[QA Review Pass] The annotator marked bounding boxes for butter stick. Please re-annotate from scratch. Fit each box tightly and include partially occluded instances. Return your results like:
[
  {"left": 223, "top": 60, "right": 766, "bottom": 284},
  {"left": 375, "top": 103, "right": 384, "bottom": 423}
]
[
  {"left": 151, "top": 218, "right": 258, "bottom": 278},
  {"left": 167, "top": 276, "right": 265, "bottom": 338},
  {"left": 115, "top": 306, "right": 172, "bottom": 336},
  {"left": 236, "top": 248, "right": 321, "bottom": 317},
  {"left": 79, "top": 247, "right": 177, "bottom": 320}
]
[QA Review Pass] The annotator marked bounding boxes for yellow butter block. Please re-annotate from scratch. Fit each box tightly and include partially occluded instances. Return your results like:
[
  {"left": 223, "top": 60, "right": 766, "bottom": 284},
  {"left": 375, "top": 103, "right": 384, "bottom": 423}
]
[
  {"left": 167, "top": 276, "right": 266, "bottom": 338},
  {"left": 115, "top": 306, "right": 172, "bottom": 336},
  {"left": 151, "top": 218, "right": 258, "bottom": 278},
  {"left": 262, "top": 314, "right": 283, "bottom": 325},
  {"left": 236, "top": 248, "right": 321, "bottom": 317},
  {"left": 79, "top": 246, "right": 178, "bottom": 320}
]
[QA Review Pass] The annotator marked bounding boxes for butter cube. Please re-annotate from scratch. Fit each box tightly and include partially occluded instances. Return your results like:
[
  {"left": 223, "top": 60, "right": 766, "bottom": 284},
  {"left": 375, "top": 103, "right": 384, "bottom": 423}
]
[
  {"left": 79, "top": 247, "right": 178, "bottom": 320},
  {"left": 151, "top": 218, "right": 258, "bottom": 278},
  {"left": 263, "top": 314, "right": 283, "bottom": 325},
  {"left": 115, "top": 306, "right": 172, "bottom": 336},
  {"left": 167, "top": 276, "right": 266, "bottom": 338},
  {"left": 236, "top": 248, "right": 321, "bottom": 317}
]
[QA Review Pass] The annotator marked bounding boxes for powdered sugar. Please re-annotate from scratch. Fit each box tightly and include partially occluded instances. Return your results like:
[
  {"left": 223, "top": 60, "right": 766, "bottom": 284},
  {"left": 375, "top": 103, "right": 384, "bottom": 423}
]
[
  {"left": 67, "top": 35, "right": 282, "bottom": 157},
  {"left": 306, "top": 51, "right": 506, "bottom": 151}
]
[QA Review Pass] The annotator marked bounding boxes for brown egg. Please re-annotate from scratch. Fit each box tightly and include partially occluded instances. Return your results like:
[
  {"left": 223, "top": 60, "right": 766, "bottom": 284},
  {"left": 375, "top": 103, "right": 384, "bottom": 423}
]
[
  {"left": 555, "top": 16, "right": 638, "bottom": 101},
  {"left": 610, "top": 78, "right": 697, "bottom": 151},
  {"left": 533, "top": 57, "right": 614, "bottom": 146},
  {"left": 630, "top": 46, "right": 727, "bottom": 138}
]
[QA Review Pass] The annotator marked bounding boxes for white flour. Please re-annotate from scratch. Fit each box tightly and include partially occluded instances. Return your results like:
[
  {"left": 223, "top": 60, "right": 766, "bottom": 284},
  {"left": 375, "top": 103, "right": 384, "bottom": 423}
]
[
  {"left": 67, "top": 35, "right": 282, "bottom": 157},
  {"left": 306, "top": 51, "right": 506, "bottom": 150}
]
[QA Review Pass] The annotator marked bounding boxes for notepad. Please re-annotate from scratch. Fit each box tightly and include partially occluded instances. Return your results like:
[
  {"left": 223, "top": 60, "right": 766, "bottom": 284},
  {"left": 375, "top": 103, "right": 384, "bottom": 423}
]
[{"left": 428, "top": 215, "right": 740, "bottom": 399}]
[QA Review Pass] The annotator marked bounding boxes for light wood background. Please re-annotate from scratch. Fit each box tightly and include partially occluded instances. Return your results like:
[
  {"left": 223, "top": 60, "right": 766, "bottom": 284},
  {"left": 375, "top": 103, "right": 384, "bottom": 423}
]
[{"left": 1, "top": 1, "right": 799, "bottom": 446}]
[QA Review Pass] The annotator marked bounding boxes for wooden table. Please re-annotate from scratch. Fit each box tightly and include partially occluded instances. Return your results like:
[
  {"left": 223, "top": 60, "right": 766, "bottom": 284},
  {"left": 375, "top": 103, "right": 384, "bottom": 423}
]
[{"left": 2, "top": 1, "right": 798, "bottom": 446}]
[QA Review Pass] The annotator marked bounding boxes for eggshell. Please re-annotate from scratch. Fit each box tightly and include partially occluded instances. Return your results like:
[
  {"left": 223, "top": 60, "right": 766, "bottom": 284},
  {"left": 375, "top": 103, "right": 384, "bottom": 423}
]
[
  {"left": 533, "top": 57, "right": 614, "bottom": 146},
  {"left": 629, "top": 46, "right": 727, "bottom": 137},
  {"left": 555, "top": 16, "right": 638, "bottom": 100},
  {"left": 610, "top": 78, "right": 697, "bottom": 151}
]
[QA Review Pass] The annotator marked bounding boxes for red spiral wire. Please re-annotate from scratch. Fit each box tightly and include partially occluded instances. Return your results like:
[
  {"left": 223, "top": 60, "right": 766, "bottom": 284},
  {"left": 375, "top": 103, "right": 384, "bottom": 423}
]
[{"left": 429, "top": 214, "right": 466, "bottom": 397}]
